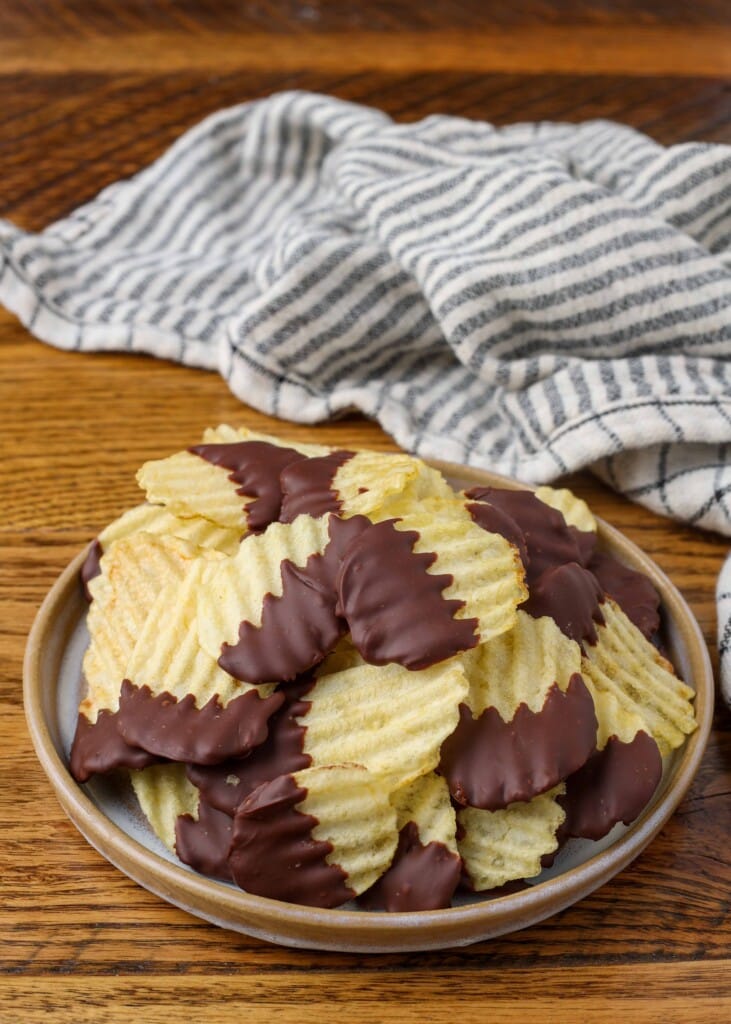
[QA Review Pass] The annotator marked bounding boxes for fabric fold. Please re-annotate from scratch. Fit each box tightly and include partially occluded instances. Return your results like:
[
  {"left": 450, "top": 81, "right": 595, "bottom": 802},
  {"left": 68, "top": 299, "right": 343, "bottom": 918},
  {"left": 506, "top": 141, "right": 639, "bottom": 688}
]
[{"left": 2, "top": 90, "right": 730, "bottom": 700}]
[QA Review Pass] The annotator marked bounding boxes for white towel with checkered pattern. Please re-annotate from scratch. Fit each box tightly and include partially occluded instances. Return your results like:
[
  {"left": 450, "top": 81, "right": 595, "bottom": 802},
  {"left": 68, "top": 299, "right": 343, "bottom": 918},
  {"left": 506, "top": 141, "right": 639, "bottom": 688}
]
[{"left": 1, "top": 92, "right": 730, "bottom": 700}]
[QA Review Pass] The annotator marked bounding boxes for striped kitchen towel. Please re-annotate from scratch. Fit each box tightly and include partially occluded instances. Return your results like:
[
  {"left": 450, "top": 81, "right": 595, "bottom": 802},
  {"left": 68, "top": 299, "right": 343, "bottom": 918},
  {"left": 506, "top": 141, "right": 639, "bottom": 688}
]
[{"left": 1, "top": 91, "right": 730, "bottom": 700}]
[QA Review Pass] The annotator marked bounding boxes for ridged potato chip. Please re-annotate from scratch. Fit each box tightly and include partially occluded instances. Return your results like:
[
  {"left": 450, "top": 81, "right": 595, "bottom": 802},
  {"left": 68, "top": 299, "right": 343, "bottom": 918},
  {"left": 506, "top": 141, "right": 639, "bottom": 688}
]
[
  {"left": 82, "top": 533, "right": 213, "bottom": 719},
  {"left": 298, "top": 765, "right": 399, "bottom": 896},
  {"left": 387, "top": 497, "right": 526, "bottom": 642},
  {"left": 196, "top": 514, "right": 334, "bottom": 668},
  {"left": 119, "top": 563, "right": 284, "bottom": 763},
  {"left": 440, "top": 611, "right": 597, "bottom": 809},
  {"left": 390, "top": 772, "right": 458, "bottom": 852},
  {"left": 137, "top": 450, "right": 251, "bottom": 531},
  {"left": 458, "top": 786, "right": 566, "bottom": 891},
  {"left": 581, "top": 599, "right": 696, "bottom": 754},
  {"left": 299, "top": 659, "right": 469, "bottom": 785},
  {"left": 131, "top": 763, "right": 199, "bottom": 854},
  {"left": 535, "top": 485, "right": 597, "bottom": 533},
  {"left": 338, "top": 496, "right": 527, "bottom": 669},
  {"left": 457, "top": 610, "right": 582, "bottom": 720},
  {"left": 228, "top": 764, "right": 398, "bottom": 905},
  {"left": 332, "top": 450, "right": 453, "bottom": 521},
  {"left": 131, "top": 763, "right": 234, "bottom": 880},
  {"left": 98, "top": 502, "right": 242, "bottom": 557}
]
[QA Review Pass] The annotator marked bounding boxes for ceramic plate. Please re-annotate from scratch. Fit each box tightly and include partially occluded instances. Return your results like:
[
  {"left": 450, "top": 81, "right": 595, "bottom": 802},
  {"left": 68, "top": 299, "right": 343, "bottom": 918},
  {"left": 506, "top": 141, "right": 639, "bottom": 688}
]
[{"left": 23, "top": 462, "right": 714, "bottom": 952}]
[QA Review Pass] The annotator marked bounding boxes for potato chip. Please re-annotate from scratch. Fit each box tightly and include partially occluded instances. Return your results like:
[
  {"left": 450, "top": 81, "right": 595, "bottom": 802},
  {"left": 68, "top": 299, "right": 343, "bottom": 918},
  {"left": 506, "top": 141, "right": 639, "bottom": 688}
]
[
  {"left": 458, "top": 786, "right": 566, "bottom": 891},
  {"left": 390, "top": 772, "right": 457, "bottom": 852},
  {"left": 359, "top": 772, "right": 462, "bottom": 912},
  {"left": 136, "top": 450, "right": 251, "bottom": 531},
  {"left": 131, "top": 763, "right": 234, "bottom": 880},
  {"left": 137, "top": 427, "right": 330, "bottom": 533},
  {"left": 535, "top": 485, "right": 597, "bottom": 533},
  {"left": 118, "top": 564, "right": 283, "bottom": 763},
  {"left": 98, "top": 502, "right": 242, "bottom": 557},
  {"left": 385, "top": 497, "right": 527, "bottom": 642},
  {"left": 82, "top": 533, "right": 213, "bottom": 719},
  {"left": 229, "top": 765, "right": 398, "bottom": 904},
  {"left": 581, "top": 599, "right": 696, "bottom": 754},
  {"left": 201, "top": 423, "right": 331, "bottom": 458},
  {"left": 130, "top": 763, "right": 199, "bottom": 853},
  {"left": 332, "top": 450, "right": 454, "bottom": 521},
  {"left": 338, "top": 496, "right": 527, "bottom": 669},
  {"left": 457, "top": 610, "right": 582, "bottom": 720},
  {"left": 298, "top": 658, "right": 469, "bottom": 785},
  {"left": 440, "top": 611, "right": 597, "bottom": 809},
  {"left": 196, "top": 514, "right": 334, "bottom": 670}
]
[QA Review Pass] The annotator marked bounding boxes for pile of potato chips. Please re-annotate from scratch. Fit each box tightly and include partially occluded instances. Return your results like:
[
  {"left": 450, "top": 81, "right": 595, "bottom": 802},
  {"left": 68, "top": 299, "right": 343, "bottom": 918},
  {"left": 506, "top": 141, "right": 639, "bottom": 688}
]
[{"left": 74, "top": 426, "right": 697, "bottom": 910}]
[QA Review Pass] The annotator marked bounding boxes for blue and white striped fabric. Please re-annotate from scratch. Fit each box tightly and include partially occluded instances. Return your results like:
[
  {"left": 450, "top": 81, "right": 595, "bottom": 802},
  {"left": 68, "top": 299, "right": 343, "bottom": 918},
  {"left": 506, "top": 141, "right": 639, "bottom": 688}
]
[{"left": 1, "top": 91, "right": 730, "bottom": 699}]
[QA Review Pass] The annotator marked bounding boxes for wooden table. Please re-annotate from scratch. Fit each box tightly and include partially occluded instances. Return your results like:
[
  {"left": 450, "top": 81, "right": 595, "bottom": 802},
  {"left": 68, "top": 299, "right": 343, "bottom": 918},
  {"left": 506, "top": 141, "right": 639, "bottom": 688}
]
[{"left": 2, "top": 3, "right": 730, "bottom": 1020}]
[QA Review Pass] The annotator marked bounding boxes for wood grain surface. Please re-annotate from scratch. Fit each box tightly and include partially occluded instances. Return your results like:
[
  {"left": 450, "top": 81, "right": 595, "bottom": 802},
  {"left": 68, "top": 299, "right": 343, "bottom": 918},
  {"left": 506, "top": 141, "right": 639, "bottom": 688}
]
[{"left": 2, "top": 3, "right": 730, "bottom": 1021}]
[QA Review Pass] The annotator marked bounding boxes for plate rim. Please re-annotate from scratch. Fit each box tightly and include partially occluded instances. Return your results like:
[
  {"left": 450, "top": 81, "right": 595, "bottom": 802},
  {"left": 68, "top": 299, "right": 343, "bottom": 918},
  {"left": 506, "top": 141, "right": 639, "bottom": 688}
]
[{"left": 23, "top": 464, "right": 715, "bottom": 952}]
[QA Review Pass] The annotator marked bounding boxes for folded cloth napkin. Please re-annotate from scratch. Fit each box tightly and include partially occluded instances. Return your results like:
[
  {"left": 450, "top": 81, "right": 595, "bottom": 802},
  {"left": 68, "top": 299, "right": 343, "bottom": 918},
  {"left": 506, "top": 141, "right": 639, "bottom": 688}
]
[{"left": 1, "top": 91, "right": 730, "bottom": 699}]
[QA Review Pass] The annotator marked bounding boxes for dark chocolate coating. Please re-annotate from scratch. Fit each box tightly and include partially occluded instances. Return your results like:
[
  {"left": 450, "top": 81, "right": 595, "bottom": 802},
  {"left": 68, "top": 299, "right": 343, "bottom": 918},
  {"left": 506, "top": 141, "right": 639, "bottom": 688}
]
[
  {"left": 189, "top": 440, "right": 307, "bottom": 531},
  {"left": 218, "top": 514, "right": 370, "bottom": 684},
  {"left": 79, "top": 539, "right": 103, "bottom": 602},
  {"left": 523, "top": 562, "right": 605, "bottom": 646},
  {"left": 358, "top": 821, "right": 462, "bottom": 912},
  {"left": 279, "top": 450, "right": 355, "bottom": 522},
  {"left": 69, "top": 709, "right": 160, "bottom": 782},
  {"left": 588, "top": 549, "right": 661, "bottom": 640},
  {"left": 466, "top": 501, "right": 529, "bottom": 571},
  {"left": 559, "top": 730, "right": 663, "bottom": 841},
  {"left": 187, "top": 683, "right": 313, "bottom": 815},
  {"left": 439, "top": 674, "right": 598, "bottom": 810},
  {"left": 229, "top": 773, "right": 354, "bottom": 908},
  {"left": 336, "top": 518, "right": 478, "bottom": 669},
  {"left": 116, "top": 680, "right": 285, "bottom": 764},
  {"left": 466, "top": 486, "right": 583, "bottom": 584},
  {"left": 175, "top": 797, "right": 235, "bottom": 881}
]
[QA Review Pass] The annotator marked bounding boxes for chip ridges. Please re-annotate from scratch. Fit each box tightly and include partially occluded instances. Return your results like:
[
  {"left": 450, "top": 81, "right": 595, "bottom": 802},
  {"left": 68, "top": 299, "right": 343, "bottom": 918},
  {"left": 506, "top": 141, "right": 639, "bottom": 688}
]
[
  {"left": 293, "top": 765, "right": 398, "bottom": 896},
  {"left": 582, "top": 599, "right": 696, "bottom": 755},
  {"left": 196, "top": 514, "right": 333, "bottom": 666},
  {"left": 98, "top": 503, "right": 242, "bottom": 556},
  {"left": 458, "top": 787, "right": 566, "bottom": 891},
  {"left": 82, "top": 533, "right": 212, "bottom": 720},
  {"left": 394, "top": 497, "right": 527, "bottom": 640},
  {"left": 457, "top": 610, "right": 582, "bottom": 720},
  {"left": 390, "top": 773, "right": 458, "bottom": 853},
  {"left": 299, "top": 659, "right": 469, "bottom": 785}
]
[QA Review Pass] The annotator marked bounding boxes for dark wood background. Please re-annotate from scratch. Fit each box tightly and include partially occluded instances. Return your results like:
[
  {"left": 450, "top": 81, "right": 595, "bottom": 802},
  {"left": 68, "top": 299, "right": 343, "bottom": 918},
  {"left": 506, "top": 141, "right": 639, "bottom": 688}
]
[{"left": 2, "top": 3, "right": 730, "bottom": 1020}]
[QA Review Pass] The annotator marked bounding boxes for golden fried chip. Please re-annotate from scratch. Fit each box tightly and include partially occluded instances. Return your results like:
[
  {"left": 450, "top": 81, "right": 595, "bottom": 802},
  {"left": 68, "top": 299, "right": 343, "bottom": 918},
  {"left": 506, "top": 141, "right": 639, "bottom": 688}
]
[
  {"left": 196, "top": 513, "right": 333, "bottom": 665},
  {"left": 457, "top": 609, "right": 582, "bottom": 720},
  {"left": 390, "top": 772, "right": 457, "bottom": 852},
  {"left": 136, "top": 450, "right": 250, "bottom": 530},
  {"left": 98, "top": 503, "right": 242, "bottom": 556},
  {"left": 201, "top": 423, "right": 332, "bottom": 457},
  {"left": 293, "top": 765, "right": 398, "bottom": 896},
  {"left": 583, "top": 678, "right": 650, "bottom": 751},
  {"left": 126, "top": 566, "right": 275, "bottom": 709},
  {"left": 458, "top": 786, "right": 565, "bottom": 891},
  {"left": 581, "top": 599, "right": 696, "bottom": 755},
  {"left": 299, "top": 658, "right": 469, "bottom": 785},
  {"left": 391, "top": 496, "right": 527, "bottom": 644},
  {"left": 534, "top": 485, "right": 597, "bottom": 533},
  {"left": 332, "top": 450, "right": 453, "bottom": 521},
  {"left": 130, "top": 763, "right": 199, "bottom": 853},
  {"left": 82, "top": 533, "right": 215, "bottom": 720}
]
